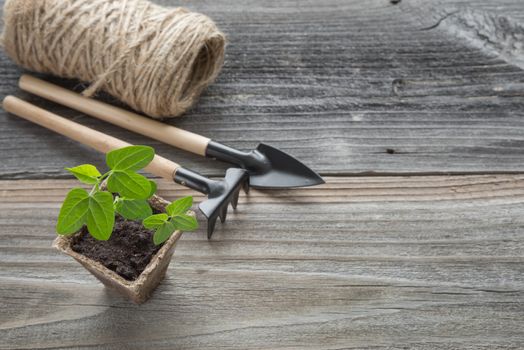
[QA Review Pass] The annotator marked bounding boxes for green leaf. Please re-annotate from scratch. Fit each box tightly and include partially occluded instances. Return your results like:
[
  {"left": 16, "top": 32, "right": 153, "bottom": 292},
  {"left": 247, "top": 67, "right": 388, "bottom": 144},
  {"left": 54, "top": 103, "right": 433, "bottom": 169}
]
[
  {"left": 148, "top": 180, "right": 157, "bottom": 198},
  {"left": 106, "top": 146, "right": 154, "bottom": 171},
  {"left": 166, "top": 196, "right": 193, "bottom": 216},
  {"left": 56, "top": 188, "right": 89, "bottom": 235},
  {"left": 153, "top": 221, "right": 176, "bottom": 245},
  {"left": 171, "top": 214, "right": 199, "bottom": 231},
  {"left": 86, "top": 191, "right": 115, "bottom": 240},
  {"left": 115, "top": 199, "right": 152, "bottom": 220},
  {"left": 66, "top": 164, "right": 101, "bottom": 185},
  {"left": 107, "top": 171, "right": 151, "bottom": 199},
  {"left": 143, "top": 213, "right": 169, "bottom": 229}
]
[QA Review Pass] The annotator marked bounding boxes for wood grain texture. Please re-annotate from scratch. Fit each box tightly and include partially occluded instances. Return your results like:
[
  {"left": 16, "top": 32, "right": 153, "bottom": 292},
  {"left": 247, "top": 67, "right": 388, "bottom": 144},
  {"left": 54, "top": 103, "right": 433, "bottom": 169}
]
[
  {"left": 1, "top": 0, "right": 524, "bottom": 178},
  {"left": 1, "top": 0, "right": 524, "bottom": 348},
  {"left": 1, "top": 176, "right": 523, "bottom": 349}
]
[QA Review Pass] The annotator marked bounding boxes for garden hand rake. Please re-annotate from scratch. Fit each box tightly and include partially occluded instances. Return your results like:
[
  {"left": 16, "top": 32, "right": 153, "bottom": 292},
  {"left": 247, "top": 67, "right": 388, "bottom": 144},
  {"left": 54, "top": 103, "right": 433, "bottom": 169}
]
[{"left": 3, "top": 96, "right": 247, "bottom": 239}]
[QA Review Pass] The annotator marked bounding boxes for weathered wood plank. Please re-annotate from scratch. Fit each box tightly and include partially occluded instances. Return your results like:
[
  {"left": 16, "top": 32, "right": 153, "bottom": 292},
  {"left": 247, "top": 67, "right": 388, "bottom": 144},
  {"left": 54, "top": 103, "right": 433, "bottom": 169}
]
[
  {"left": 0, "top": 176, "right": 523, "bottom": 349},
  {"left": 1, "top": 0, "right": 524, "bottom": 178}
]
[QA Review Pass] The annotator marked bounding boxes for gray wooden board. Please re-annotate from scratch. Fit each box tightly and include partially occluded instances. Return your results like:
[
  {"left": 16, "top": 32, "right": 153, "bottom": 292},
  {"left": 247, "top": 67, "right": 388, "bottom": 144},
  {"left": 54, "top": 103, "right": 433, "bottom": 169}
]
[
  {"left": 1, "top": 0, "right": 524, "bottom": 348},
  {"left": 1, "top": 176, "right": 523, "bottom": 349},
  {"left": 1, "top": 0, "right": 524, "bottom": 178}
]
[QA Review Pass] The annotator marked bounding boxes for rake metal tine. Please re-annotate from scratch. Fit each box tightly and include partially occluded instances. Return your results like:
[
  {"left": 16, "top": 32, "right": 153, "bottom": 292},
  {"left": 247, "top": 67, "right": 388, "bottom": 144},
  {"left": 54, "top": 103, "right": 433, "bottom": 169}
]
[
  {"left": 242, "top": 179, "right": 250, "bottom": 194},
  {"left": 231, "top": 188, "right": 240, "bottom": 209},
  {"left": 219, "top": 205, "right": 228, "bottom": 223},
  {"left": 207, "top": 216, "right": 219, "bottom": 239}
]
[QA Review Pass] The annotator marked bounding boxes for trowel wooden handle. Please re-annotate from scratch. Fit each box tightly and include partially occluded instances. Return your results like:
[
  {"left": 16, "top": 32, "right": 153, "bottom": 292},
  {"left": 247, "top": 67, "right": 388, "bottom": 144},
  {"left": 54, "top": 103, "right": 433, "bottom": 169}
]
[
  {"left": 19, "top": 75, "right": 211, "bottom": 156},
  {"left": 2, "top": 96, "right": 180, "bottom": 181}
]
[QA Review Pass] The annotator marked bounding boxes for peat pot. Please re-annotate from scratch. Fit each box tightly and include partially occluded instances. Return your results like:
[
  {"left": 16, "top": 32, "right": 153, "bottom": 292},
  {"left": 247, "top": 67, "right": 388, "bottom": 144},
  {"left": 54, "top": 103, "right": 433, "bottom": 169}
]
[{"left": 53, "top": 194, "right": 187, "bottom": 304}]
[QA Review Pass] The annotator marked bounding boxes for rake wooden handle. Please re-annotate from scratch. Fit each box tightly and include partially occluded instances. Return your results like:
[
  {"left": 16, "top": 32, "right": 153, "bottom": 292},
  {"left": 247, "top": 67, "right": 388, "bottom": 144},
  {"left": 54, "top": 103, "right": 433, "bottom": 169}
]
[
  {"left": 2, "top": 96, "right": 180, "bottom": 180},
  {"left": 19, "top": 75, "right": 211, "bottom": 156}
]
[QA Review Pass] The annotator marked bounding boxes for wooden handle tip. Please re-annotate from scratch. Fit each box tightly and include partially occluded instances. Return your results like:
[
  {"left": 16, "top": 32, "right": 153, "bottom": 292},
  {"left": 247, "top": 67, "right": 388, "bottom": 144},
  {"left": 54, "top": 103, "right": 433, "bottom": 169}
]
[
  {"left": 2, "top": 95, "right": 17, "bottom": 111},
  {"left": 19, "top": 74, "right": 28, "bottom": 87}
]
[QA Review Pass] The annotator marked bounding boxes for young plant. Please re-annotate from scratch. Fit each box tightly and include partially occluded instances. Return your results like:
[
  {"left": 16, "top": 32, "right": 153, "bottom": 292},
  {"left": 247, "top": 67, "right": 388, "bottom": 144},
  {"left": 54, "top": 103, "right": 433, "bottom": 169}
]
[
  {"left": 143, "top": 196, "right": 196, "bottom": 245},
  {"left": 56, "top": 145, "right": 198, "bottom": 245}
]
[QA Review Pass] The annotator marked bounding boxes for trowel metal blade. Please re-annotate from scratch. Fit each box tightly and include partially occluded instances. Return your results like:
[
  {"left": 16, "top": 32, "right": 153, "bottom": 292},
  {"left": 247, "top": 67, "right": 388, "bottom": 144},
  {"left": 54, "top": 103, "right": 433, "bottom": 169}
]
[{"left": 249, "top": 143, "right": 325, "bottom": 189}]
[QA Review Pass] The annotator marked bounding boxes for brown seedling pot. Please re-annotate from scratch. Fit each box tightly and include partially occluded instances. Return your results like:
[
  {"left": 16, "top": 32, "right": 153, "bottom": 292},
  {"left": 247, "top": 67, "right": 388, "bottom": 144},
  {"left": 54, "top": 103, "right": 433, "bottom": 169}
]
[{"left": 53, "top": 194, "right": 187, "bottom": 304}]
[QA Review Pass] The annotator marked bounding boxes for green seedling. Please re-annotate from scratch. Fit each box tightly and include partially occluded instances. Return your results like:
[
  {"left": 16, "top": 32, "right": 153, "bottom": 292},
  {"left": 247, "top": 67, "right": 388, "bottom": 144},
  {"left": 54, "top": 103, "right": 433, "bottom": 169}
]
[
  {"left": 56, "top": 145, "right": 198, "bottom": 244},
  {"left": 143, "top": 196, "right": 197, "bottom": 245}
]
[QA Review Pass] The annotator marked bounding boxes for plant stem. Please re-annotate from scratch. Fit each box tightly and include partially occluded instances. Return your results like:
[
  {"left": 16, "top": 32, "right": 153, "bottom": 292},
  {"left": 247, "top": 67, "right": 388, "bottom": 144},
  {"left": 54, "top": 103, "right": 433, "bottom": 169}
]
[{"left": 89, "top": 171, "right": 112, "bottom": 196}]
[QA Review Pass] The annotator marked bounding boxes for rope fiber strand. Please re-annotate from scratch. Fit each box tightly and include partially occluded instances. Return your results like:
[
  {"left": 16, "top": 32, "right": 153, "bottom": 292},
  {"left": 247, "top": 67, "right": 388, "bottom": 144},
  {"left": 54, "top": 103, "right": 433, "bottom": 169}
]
[{"left": 1, "top": 0, "right": 225, "bottom": 118}]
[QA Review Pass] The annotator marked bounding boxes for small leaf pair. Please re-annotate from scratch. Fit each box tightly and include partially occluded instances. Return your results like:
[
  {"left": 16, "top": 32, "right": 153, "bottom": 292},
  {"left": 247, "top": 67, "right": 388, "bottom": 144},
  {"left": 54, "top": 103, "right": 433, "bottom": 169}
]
[
  {"left": 107, "top": 146, "right": 155, "bottom": 200},
  {"left": 113, "top": 180, "right": 157, "bottom": 220},
  {"left": 66, "top": 146, "right": 154, "bottom": 188},
  {"left": 56, "top": 188, "right": 114, "bottom": 240},
  {"left": 143, "top": 196, "right": 198, "bottom": 245}
]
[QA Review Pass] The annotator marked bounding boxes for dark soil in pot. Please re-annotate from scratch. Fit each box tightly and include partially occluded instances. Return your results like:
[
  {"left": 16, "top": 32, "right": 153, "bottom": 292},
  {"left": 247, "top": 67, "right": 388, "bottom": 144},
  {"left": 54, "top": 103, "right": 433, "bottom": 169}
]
[{"left": 71, "top": 216, "right": 162, "bottom": 281}]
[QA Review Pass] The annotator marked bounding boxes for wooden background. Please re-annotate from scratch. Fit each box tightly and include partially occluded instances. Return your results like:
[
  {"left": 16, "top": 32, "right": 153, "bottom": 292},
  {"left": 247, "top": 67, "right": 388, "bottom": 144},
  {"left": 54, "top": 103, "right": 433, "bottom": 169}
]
[{"left": 1, "top": 0, "right": 523, "bottom": 349}]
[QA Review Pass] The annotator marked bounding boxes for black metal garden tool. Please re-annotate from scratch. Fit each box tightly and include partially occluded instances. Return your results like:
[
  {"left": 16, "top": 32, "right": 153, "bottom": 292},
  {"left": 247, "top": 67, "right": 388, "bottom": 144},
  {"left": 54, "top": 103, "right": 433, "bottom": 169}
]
[
  {"left": 2, "top": 96, "right": 247, "bottom": 239},
  {"left": 19, "top": 75, "right": 325, "bottom": 190}
]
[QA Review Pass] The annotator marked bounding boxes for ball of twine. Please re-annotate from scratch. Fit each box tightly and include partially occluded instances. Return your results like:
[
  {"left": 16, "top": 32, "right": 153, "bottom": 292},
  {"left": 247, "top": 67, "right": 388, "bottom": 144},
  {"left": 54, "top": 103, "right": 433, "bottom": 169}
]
[{"left": 1, "top": 0, "right": 225, "bottom": 118}]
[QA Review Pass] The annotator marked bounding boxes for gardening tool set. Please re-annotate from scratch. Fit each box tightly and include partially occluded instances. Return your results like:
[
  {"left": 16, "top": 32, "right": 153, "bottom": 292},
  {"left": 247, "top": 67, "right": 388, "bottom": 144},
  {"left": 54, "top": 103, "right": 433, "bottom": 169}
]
[{"left": 3, "top": 75, "right": 324, "bottom": 238}]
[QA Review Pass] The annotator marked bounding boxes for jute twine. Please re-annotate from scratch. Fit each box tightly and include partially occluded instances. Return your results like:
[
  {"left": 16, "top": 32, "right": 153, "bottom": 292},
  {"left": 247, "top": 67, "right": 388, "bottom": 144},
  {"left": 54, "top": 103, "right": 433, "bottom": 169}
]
[{"left": 1, "top": 0, "right": 225, "bottom": 118}]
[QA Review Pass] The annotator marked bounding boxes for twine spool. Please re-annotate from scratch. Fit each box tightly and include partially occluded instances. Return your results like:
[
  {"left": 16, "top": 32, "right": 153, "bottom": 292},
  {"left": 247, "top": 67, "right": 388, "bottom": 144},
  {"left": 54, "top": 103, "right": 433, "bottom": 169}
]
[{"left": 1, "top": 0, "right": 225, "bottom": 118}]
